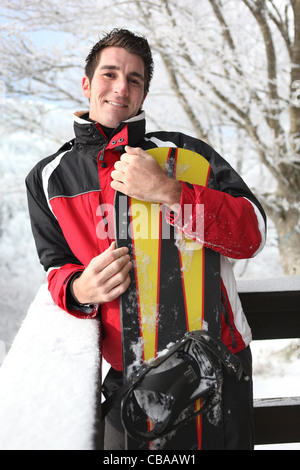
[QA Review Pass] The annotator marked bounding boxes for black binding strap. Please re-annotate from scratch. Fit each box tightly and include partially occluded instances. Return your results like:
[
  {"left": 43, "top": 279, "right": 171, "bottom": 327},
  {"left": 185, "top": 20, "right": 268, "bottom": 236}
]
[{"left": 102, "top": 330, "right": 243, "bottom": 442}]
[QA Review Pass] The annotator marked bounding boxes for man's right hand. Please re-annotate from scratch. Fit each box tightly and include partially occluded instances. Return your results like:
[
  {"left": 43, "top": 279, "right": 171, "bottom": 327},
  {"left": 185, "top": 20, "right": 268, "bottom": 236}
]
[{"left": 72, "top": 242, "right": 132, "bottom": 305}]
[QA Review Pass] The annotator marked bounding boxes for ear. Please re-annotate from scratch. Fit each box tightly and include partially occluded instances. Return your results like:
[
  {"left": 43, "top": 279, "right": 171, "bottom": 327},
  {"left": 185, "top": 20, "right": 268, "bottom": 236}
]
[{"left": 82, "top": 76, "right": 91, "bottom": 99}]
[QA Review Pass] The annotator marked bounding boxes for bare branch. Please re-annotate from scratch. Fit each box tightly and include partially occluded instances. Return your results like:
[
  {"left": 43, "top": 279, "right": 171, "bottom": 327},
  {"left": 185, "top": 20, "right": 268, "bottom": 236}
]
[{"left": 267, "top": 0, "right": 293, "bottom": 57}]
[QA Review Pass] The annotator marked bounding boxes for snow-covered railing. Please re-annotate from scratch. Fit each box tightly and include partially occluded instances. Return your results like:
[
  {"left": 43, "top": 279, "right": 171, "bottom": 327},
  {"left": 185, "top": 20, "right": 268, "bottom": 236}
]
[
  {"left": 238, "top": 276, "right": 300, "bottom": 446},
  {"left": 0, "top": 284, "right": 102, "bottom": 450},
  {"left": 0, "top": 277, "right": 299, "bottom": 449}
]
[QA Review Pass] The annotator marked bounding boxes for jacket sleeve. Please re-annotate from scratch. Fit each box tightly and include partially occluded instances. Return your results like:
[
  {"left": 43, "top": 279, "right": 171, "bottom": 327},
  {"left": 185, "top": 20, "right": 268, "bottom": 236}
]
[
  {"left": 25, "top": 166, "right": 98, "bottom": 318},
  {"left": 166, "top": 145, "right": 266, "bottom": 260}
]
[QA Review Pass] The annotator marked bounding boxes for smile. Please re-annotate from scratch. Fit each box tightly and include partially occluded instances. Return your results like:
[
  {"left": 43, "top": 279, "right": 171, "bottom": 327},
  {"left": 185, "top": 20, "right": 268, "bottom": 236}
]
[{"left": 106, "top": 101, "right": 128, "bottom": 108}]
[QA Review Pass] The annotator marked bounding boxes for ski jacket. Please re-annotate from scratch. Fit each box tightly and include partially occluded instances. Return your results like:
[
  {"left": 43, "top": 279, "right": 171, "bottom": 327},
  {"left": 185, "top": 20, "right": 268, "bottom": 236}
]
[{"left": 26, "top": 110, "right": 266, "bottom": 371}]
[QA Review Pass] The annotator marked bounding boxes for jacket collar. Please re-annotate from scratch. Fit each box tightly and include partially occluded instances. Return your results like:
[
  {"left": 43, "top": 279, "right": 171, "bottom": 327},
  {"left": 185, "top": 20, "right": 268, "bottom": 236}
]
[{"left": 73, "top": 110, "right": 146, "bottom": 150}]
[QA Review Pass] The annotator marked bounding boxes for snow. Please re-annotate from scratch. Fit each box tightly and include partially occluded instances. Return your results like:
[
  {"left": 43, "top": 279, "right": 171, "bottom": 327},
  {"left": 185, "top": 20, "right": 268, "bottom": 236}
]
[
  {"left": 237, "top": 276, "right": 300, "bottom": 293},
  {"left": 252, "top": 338, "right": 300, "bottom": 450},
  {"left": 252, "top": 339, "right": 300, "bottom": 400},
  {"left": 0, "top": 284, "right": 101, "bottom": 450}
]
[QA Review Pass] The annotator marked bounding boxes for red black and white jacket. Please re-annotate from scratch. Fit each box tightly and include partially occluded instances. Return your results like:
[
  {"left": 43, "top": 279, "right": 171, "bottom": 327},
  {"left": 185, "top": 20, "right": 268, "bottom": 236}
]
[{"left": 26, "top": 110, "right": 266, "bottom": 371}]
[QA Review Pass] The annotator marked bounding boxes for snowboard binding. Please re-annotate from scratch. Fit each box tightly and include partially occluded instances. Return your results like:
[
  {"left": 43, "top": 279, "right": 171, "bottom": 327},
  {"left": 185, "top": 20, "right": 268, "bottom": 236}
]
[{"left": 121, "top": 330, "right": 243, "bottom": 442}]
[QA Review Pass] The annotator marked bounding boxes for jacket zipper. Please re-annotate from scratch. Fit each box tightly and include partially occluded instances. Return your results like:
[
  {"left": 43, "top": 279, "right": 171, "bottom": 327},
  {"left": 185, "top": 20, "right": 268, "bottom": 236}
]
[{"left": 98, "top": 143, "right": 107, "bottom": 162}]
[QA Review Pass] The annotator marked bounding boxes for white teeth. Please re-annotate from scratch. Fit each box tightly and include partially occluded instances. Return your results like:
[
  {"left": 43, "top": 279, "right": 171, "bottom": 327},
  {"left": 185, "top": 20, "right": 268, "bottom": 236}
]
[{"left": 107, "top": 101, "right": 126, "bottom": 108}]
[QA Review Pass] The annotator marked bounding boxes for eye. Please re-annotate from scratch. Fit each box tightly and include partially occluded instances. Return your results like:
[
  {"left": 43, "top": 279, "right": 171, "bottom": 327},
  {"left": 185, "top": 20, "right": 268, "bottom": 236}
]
[
  {"left": 128, "top": 77, "right": 142, "bottom": 87},
  {"left": 104, "top": 72, "right": 115, "bottom": 79}
]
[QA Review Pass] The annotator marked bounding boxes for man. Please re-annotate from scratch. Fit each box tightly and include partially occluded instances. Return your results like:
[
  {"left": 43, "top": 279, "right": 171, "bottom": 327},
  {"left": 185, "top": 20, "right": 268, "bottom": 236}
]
[{"left": 26, "top": 29, "right": 266, "bottom": 450}]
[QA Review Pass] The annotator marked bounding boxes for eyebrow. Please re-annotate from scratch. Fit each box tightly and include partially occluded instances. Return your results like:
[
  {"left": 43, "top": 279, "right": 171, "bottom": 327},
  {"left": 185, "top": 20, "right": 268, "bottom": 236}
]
[{"left": 99, "top": 65, "right": 144, "bottom": 81}]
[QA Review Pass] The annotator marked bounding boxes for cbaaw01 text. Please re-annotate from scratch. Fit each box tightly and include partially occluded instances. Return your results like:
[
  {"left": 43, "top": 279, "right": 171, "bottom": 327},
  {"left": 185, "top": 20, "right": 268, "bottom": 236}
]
[
  {"left": 147, "top": 454, "right": 196, "bottom": 465},
  {"left": 102, "top": 454, "right": 196, "bottom": 466}
]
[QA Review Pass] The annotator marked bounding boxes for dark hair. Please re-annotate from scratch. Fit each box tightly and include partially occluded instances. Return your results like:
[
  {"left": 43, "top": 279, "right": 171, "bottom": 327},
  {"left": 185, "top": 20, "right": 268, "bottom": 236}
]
[{"left": 85, "top": 28, "right": 154, "bottom": 93}]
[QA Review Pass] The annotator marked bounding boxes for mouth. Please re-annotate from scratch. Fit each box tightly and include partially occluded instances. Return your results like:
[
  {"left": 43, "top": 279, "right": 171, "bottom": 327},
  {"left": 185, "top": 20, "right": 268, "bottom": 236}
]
[{"left": 106, "top": 101, "right": 128, "bottom": 108}]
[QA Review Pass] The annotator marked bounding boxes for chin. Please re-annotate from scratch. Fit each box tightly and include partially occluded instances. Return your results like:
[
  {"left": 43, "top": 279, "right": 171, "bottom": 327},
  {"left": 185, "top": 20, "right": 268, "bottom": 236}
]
[{"left": 104, "top": 114, "right": 128, "bottom": 128}]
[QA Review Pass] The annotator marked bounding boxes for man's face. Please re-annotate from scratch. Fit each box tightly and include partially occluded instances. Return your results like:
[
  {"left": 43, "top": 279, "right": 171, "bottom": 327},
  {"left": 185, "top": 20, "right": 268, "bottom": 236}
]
[{"left": 82, "top": 47, "right": 147, "bottom": 128}]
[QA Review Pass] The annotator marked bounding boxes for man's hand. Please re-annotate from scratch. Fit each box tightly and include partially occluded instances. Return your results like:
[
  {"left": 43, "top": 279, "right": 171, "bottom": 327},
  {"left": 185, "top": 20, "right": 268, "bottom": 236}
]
[
  {"left": 72, "top": 242, "right": 132, "bottom": 305},
  {"left": 111, "top": 146, "right": 182, "bottom": 212}
]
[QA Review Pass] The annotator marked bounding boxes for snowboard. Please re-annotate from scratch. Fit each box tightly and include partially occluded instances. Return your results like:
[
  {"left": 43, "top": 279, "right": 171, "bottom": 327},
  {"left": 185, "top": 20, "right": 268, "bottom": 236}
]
[{"left": 115, "top": 147, "right": 222, "bottom": 450}]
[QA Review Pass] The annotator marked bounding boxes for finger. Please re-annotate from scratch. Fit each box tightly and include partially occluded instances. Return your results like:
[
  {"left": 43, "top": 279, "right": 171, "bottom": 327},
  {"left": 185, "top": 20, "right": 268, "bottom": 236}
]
[
  {"left": 111, "top": 169, "right": 125, "bottom": 183},
  {"left": 103, "top": 258, "right": 132, "bottom": 294},
  {"left": 104, "top": 272, "right": 131, "bottom": 303},
  {"left": 107, "top": 241, "right": 116, "bottom": 251},
  {"left": 119, "top": 152, "right": 133, "bottom": 163},
  {"left": 91, "top": 244, "right": 128, "bottom": 272},
  {"left": 99, "top": 252, "right": 131, "bottom": 284},
  {"left": 114, "top": 160, "right": 127, "bottom": 172},
  {"left": 104, "top": 242, "right": 128, "bottom": 259},
  {"left": 110, "top": 179, "right": 128, "bottom": 194}
]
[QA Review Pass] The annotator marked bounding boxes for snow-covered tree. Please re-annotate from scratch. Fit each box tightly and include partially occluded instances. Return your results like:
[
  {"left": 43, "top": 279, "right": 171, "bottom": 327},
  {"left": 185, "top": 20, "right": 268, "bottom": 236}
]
[
  {"left": 0, "top": 0, "right": 299, "bottom": 274},
  {"left": 132, "top": 0, "right": 300, "bottom": 275}
]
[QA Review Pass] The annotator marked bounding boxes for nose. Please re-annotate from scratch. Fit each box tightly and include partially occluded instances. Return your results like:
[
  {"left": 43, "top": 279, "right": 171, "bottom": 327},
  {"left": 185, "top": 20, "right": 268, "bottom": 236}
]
[{"left": 114, "top": 76, "right": 129, "bottom": 97}]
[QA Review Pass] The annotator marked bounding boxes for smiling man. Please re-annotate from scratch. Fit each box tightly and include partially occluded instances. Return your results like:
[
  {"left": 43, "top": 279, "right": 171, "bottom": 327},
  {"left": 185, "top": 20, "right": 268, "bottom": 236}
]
[
  {"left": 26, "top": 29, "right": 266, "bottom": 450},
  {"left": 82, "top": 46, "right": 147, "bottom": 128}
]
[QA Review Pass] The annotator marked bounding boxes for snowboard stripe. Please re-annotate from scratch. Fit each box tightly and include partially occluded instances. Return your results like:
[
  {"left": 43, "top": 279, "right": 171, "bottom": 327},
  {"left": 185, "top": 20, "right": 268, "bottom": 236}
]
[
  {"left": 175, "top": 148, "right": 210, "bottom": 334},
  {"left": 129, "top": 198, "right": 161, "bottom": 363},
  {"left": 174, "top": 149, "right": 210, "bottom": 449}
]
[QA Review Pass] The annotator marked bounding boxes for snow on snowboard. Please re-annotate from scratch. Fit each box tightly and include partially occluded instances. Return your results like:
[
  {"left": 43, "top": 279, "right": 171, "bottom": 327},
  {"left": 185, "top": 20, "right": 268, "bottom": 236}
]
[{"left": 114, "top": 147, "right": 240, "bottom": 450}]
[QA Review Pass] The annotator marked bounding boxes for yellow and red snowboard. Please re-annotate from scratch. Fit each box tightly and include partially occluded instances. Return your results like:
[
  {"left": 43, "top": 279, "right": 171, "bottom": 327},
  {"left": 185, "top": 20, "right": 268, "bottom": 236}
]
[{"left": 115, "top": 147, "right": 222, "bottom": 450}]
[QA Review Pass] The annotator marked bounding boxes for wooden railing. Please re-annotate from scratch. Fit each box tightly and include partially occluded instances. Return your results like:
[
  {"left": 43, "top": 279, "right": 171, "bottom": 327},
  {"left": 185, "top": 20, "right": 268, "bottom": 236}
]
[{"left": 238, "top": 277, "right": 300, "bottom": 447}]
